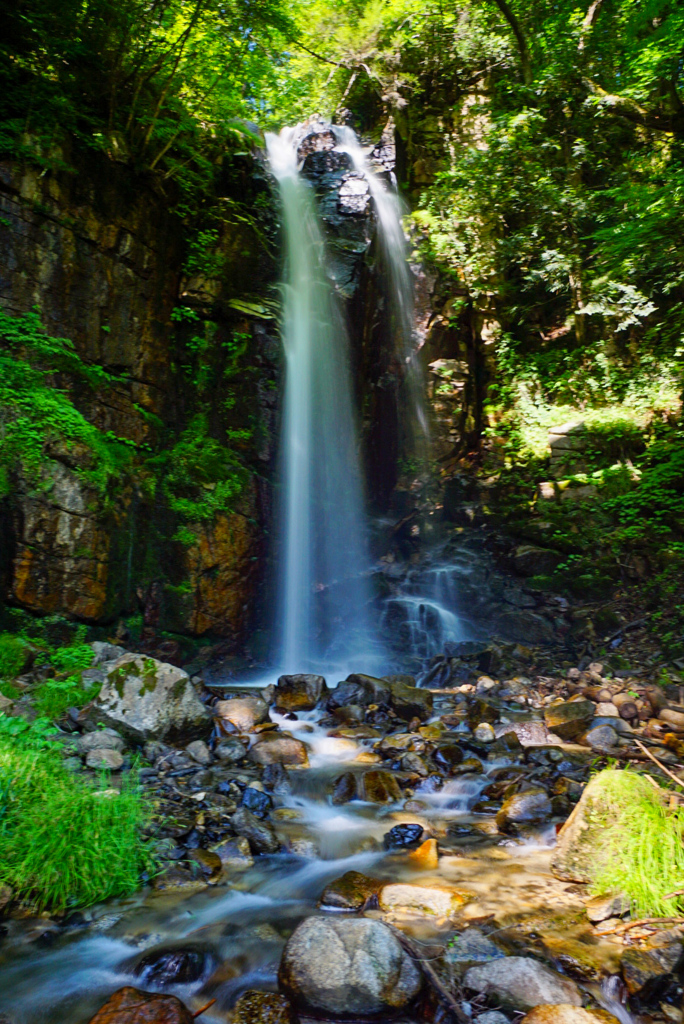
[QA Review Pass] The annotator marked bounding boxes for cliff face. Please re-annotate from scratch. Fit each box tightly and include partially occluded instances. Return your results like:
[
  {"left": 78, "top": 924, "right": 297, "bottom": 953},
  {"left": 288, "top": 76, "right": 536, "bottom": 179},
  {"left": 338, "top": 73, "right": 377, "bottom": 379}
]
[{"left": 0, "top": 146, "right": 279, "bottom": 648}]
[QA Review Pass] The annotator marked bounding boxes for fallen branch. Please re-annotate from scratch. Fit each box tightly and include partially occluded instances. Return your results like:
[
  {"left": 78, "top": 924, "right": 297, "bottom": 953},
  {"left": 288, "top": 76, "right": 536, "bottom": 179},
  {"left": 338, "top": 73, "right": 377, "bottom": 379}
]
[
  {"left": 634, "top": 739, "right": 684, "bottom": 789},
  {"left": 385, "top": 923, "right": 469, "bottom": 1023},
  {"left": 192, "top": 1000, "right": 216, "bottom": 1018},
  {"left": 602, "top": 917, "right": 684, "bottom": 935}
]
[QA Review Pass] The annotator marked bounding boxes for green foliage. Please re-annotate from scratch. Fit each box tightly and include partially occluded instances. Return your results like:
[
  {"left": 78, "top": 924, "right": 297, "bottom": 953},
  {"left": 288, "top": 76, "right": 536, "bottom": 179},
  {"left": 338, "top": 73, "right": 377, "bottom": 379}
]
[
  {"left": 0, "top": 726, "right": 152, "bottom": 910},
  {"left": 153, "top": 413, "right": 246, "bottom": 522},
  {"left": 0, "top": 310, "right": 131, "bottom": 495},
  {"left": 34, "top": 677, "right": 101, "bottom": 720},
  {"left": 591, "top": 769, "right": 684, "bottom": 918},
  {"left": 0, "top": 634, "right": 29, "bottom": 682}
]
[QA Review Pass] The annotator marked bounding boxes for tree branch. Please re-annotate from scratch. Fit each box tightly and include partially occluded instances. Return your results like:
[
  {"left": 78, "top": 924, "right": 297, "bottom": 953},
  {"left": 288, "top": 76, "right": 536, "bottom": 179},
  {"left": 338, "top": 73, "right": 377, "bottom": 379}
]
[
  {"left": 578, "top": 0, "right": 605, "bottom": 52},
  {"left": 488, "top": 0, "right": 532, "bottom": 86},
  {"left": 584, "top": 78, "right": 683, "bottom": 133}
]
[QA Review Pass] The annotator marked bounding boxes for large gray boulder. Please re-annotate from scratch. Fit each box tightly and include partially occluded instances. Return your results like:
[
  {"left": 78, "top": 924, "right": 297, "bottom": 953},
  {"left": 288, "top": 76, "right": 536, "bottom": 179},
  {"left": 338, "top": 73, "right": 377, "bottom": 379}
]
[
  {"left": 464, "top": 957, "right": 582, "bottom": 1011},
  {"left": 278, "top": 916, "right": 422, "bottom": 1016},
  {"left": 88, "top": 654, "right": 212, "bottom": 744}
]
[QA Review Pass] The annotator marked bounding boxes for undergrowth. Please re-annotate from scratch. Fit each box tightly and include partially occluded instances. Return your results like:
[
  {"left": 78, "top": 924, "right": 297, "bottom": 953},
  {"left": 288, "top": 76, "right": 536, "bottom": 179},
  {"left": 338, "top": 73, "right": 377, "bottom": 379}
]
[
  {"left": 0, "top": 717, "right": 153, "bottom": 910},
  {"left": 590, "top": 769, "right": 684, "bottom": 917}
]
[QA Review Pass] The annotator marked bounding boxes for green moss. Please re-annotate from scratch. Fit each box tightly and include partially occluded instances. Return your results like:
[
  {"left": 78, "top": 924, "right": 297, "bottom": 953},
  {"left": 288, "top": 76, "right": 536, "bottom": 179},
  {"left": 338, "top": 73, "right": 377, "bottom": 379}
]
[{"left": 0, "top": 633, "right": 29, "bottom": 680}]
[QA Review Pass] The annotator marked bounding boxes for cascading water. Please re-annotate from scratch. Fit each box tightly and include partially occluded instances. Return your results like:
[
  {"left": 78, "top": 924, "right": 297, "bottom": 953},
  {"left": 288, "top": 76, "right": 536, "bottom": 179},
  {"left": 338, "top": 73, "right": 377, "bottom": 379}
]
[
  {"left": 265, "top": 127, "right": 372, "bottom": 673},
  {"left": 335, "top": 127, "right": 429, "bottom": 456}
]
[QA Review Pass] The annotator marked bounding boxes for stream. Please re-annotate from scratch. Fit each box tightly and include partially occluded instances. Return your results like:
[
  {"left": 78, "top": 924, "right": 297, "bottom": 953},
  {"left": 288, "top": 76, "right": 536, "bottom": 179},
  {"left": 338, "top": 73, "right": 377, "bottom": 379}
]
[{"left": 0, "top": 689, "right": 626, "bottom": 1023}]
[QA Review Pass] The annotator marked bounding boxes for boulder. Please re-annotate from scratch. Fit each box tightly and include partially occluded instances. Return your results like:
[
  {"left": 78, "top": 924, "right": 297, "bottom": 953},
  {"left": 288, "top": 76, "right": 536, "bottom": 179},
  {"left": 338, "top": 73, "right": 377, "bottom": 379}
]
[
  {"left": 249, "top": 733, "right": 309, "bottom": 766},
  {"left": 521, "top": 1008, "right": 620, "bottom": 1024},
  {"left": 383, "top": 823, "right": 424, "bottom": 849},
  {"left": 360, "top": 770, "right": 402, "bottom": 803},
  {"left": 214, "top": 696, "right": 269, "bottom": 732},
  {"left": 389, "top": 681, "right": 432, "bottom": 722},
  {"left": 232, "top": 806, "right": 280, "bottom": 854},
  {"left": 214, "top": 736, "right": 248, "bottom": 763},
  {"left": 379, "top": 883, "right": 470, "bottom": 917},
  {"left": 544, "top": 700, "right": 595, "bottom": 741},
  {"left": 331, "top": 771, "right": 357, "bottom": 804},
  {"left": 551, "top": 772, "right": 621, "bottom": 883},
  {"left": 434, "top": 744, "right": 464, "bottom": 769},
  {"left": 185, "top": 739, "right": 211, "bottom": 765},
  {"left": 90, "top": 642, "right": 127, "bottom": 666},
  {"left": 85, "top": 748, "right": 124, "bottom": 771},
  {"left": 242, "top": 785, "right": 272, "bottom": 818},
  {"left": 327, "top": 674, "right": 390, "bottom": 709},
  {"left": 88, "top": 654, "right": 212, "bottom": 744},
  {"left": 129, "top": 945, "right": 212, "bottom": 985},
  {"left": 496, "top": 789, "right": 553, "bottom": 833},
  {"left": 318, "top": 871, "right": 383, "bottom": 911},
  {"left": 444, "top": 929, "right": 505, "bottom": 965},
  {"left": 232, "top": 991, "right": 295, "bottom": 1024},
  {"left": 513, "top": 546, "right": 562, "bottom": 577},
  {"left": 87, "top": 986, "right": 193, "bottom": 1023},
  {"left": 278, "top": 916, "right": 422, "bottom": 1016},
  {"left": 274, "top": 674, "right": 327, "bottom": 712},
  {"left": 77, "top": 729, "right": 125, "bottom": 755},
  {"left": 210, "top": 836, "right": 254, "bottom": 871},
  {"left": 585, "top": 725, "right": 619, "bottom": 753},
  {"left": 464, "top": 957, "right": 582, "bottom": 1011},
  {"left": 621, "top": 938, "right": 683, "bottom": 995}
]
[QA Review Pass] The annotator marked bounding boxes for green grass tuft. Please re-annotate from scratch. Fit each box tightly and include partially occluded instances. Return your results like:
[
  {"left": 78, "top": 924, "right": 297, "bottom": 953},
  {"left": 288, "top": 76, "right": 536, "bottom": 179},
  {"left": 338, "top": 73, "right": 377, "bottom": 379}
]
[
  {"left": 0, "top": 720, "right": 153, "bottom": 910},
  {"left": 591, "top": 769, "right": 684, "bottom": 918}
]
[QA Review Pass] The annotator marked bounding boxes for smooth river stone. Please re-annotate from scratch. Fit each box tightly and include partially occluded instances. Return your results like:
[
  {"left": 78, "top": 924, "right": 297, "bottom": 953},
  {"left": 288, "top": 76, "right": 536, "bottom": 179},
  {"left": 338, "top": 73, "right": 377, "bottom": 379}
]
[{"left": 378, "top": 882, "right": 471, "bottom": 917}]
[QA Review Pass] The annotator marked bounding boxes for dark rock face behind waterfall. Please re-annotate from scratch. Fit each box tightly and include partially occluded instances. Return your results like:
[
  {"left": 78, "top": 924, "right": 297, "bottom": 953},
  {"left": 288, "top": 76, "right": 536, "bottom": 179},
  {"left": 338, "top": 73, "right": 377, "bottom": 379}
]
[{"left": 0, "top": 146, "right": 279, "bottom": 646}]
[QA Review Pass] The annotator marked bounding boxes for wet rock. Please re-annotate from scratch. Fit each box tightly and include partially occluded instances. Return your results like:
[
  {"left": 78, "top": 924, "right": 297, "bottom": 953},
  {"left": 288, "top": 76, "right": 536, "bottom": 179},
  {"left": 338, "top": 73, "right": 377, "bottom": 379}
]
[
  {"left": 215, "top": 737, "right": 248, "bottom": 763},
  {"left": 361, "top": 770, "right": 402, "bottom": 803},
  {"left": 232, "top": 806, "right": 280, "bottom": 854},
  {"left": 318, "top": 870, "right": 382, "bottom": 911},
  {"left": 77, "top": 729, "right": 125, "bottom": 754},
  {"left": 585, "top": 725, "right": 619, "bottom": 753},
  {"left": 434, "top": 744, "right": 464, "bottom": 769},
  {"left": 210, "top": 836, "right": 254, "bottom": 870},
  {"left": 379, "top": 733, "right": 419, "bottom": 755},
  {"left": 87, "top": 987, "right": 194, "bottom": 1023},
  {"left": 444, "top": 928, "right": 505, "bottom": 964},
  {"left": 496, "top": 789, "right": 552, "bottom": 834},
  {"left": 333, "top": 704, "right": 365, "bottom": 725},
  {"left": 290, "top": 838, "right": 318, "bottom": 858},
  {"left": 389, "top": 681, "right": 433, "bottom": 722},
  {"left": 262, "top": 762, "right": 291, "bottom": 793},
  {"left": 621, "top": 938, "right": 683, "bottom": 995},
  {"left": 454, "top": 757, "right": 485, "bottom": 774},
  {"left": 185, "top": 739, "right": 211, "bottom": 765},
  {"left": 585, "top": 894, "right": 630, "bottom": 924},
  {"left": 151, "top": 863, "right": 207, "bottom": 893},
  {"left": 187, "top": 849, "right": 222, "bottom": 883},
  {"left": 249, "top": 733, "right": 309, "bottom": 766},
  {"left": 332, "top": 771, "right": 357, "bottom": 804},
  {"left": 379, "top": 882, "right": 471, "bottom": 917},
  {"left": 383, "top": 823, "right": 424, "bottom": 849},
  {"left": 544, "top": 700, "right": 595, "bottom": 741},
  {"left": 88, "top": 654, "right": 212, "bottom": 744},
  {"left": 401, "top": 753, "right": 429, "bottom": 776},
  {"left": 130, "top": 946, "right": 212, "bottom": 985},
  {"left": 513, "top": 545, "right": 562, "bottom": 576},
  {"left": 215, "top": 696, "right": 269, "bottom": 732},
  {"left": 274, "top": 673, "right": 327, "bottom": 712},
  {"left": 476, "top": 1014, "right": 511, "bottom": 1024},
  {"left": 464, "top": 956, "right": 582, "bottom": 1011},
  {"left": 85, "top": 748, "right": 124, "bottom": 771},
  {"left": 242, "top": 785, "right": 272, "bottom": 818},
  {"left": 327, "top": 674, "right": 390, "bottom": 709},
  {"left": 232, "top": 991, "right": 295, "bottom": 1024},
  {"left": 521, "top": 1009, "right": 620, "bottom": 1024},
  {"left": 407, "top": 838, "right": 439, "bottom": 870},
  {"left": 278, "top": 916, "right": 422, "bottom": 1016},
  {"left": 474, "top": 723, "right": 496, "bottom": 743}
]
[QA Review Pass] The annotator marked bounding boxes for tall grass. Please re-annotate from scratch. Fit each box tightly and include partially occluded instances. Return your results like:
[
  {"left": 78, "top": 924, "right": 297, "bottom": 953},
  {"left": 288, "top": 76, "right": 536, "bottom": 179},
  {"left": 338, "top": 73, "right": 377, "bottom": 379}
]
[
  {"left": 591, "top": 769, "right": 684, "bottom": 918},
  {"left": 0, "top": 730, "right": 153, "bottom": 911}
]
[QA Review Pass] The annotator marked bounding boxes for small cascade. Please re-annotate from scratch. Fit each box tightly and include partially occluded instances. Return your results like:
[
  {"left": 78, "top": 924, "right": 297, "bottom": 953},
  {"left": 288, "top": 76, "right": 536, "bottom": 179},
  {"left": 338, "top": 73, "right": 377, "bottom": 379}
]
[
  {"left": 265, "top": 128, "right": 372, "bottom": 673},
  {"left": 335, "top": 127, "right": 429, "bottom": 459}
]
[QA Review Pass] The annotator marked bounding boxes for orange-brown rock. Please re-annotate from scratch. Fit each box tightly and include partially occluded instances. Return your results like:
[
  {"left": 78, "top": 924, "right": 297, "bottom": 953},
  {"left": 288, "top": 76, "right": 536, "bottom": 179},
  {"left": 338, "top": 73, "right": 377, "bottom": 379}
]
[
  {"left": 87, "top": 986, "right": 193, "bottom": 1023},
  {"left": 521, "top": 1006, "right": 620, "bottom": 1024},
  {"left": 408, "top": 838, "right": 439, "bottom": 870}
]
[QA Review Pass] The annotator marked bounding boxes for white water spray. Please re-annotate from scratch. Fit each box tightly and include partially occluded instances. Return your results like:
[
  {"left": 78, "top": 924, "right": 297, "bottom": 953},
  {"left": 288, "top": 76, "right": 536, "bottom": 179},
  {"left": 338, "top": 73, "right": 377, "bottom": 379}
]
[{"left": 266, "top": 127, "right": 371, "bottom": 673}]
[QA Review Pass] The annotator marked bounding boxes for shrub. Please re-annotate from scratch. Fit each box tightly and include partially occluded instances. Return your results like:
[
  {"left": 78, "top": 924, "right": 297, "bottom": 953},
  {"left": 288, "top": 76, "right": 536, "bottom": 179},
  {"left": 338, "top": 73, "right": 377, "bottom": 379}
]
[{"left": 0, "top": 718, "right": 153, "bottom": 910}]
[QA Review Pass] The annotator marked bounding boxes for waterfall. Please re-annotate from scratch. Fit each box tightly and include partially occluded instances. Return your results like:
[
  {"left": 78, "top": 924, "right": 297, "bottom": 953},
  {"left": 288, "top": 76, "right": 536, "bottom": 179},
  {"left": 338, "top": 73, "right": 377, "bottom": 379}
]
[
  {"left": 335, "top": 127, "right": 429, "bottom": 458},
  {"left": 266, "top": 128, "right": 371, "bottom": 673}
]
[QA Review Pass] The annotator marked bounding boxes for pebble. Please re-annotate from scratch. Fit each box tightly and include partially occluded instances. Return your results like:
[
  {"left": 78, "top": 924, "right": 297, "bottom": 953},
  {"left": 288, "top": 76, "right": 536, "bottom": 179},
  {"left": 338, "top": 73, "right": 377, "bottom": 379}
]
[{"left": 474, "top": 722, "right": 496, "bottom": 743}]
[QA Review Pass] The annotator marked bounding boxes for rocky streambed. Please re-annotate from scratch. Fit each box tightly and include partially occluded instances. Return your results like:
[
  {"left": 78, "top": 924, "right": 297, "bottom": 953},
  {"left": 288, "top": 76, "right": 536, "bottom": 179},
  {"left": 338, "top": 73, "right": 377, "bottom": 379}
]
[{"left": 2, "top": 648, "right": 684, "bottom": 1023}]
